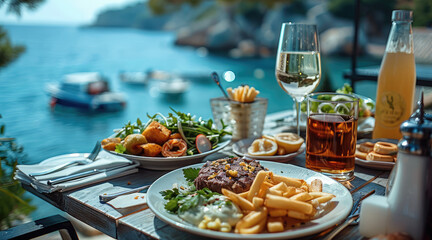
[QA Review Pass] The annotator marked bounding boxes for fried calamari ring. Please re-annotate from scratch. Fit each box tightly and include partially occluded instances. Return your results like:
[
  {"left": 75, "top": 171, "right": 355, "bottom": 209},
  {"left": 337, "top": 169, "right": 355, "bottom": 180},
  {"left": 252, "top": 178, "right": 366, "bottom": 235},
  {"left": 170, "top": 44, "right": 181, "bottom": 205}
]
[
  {"left": 355, "top": 149, "right": 368, "bottom": 160},
  {"left": 162, "top": 139, "right": 187, "bottom": 157},
  {"left": 366, "top": 152, "right": 394, "bottom": 162},
  {"left": 123, "top": 134, "right": 147, "bottom": 155},
  {"left": 358, "top": 142, "right": 375, "bottom": 153},
  {"left": 101, "top": 137, "right": 122, "bottom": 151},
  {"left": 373, "top": 142, "right": 398, "bottom": 155}
]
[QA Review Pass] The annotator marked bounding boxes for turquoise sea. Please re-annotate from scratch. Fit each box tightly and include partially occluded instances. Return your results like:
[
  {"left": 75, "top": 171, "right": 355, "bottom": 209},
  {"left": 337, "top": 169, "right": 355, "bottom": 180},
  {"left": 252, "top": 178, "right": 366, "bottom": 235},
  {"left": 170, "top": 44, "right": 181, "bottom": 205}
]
[{"left": 0, "top": 24, "right": 379, "bottom": 219}]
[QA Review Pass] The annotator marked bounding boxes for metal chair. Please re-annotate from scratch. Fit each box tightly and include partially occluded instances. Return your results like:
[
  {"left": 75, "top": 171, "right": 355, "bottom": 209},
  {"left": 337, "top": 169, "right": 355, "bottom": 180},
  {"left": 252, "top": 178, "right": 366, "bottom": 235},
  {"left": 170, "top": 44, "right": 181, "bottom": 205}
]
[{"left": 0, "top": 214, "right": 79, "bottom": 240}]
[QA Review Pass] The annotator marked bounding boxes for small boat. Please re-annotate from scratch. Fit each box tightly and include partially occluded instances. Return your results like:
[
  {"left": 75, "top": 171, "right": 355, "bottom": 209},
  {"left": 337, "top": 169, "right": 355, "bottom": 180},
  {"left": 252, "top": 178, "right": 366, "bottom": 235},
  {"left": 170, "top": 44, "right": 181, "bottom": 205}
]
[
  {"left": 157, "top": 78, "right": 190, "bottom": 95},
  {"left": 119, "top": 69, "right": 210, "bottom": 85},
  {"left": 119, "top": 71, "right": 149, "bottom": 85},
  {"left": 46, "top": 72, "right": 126, "bottom": 111}
]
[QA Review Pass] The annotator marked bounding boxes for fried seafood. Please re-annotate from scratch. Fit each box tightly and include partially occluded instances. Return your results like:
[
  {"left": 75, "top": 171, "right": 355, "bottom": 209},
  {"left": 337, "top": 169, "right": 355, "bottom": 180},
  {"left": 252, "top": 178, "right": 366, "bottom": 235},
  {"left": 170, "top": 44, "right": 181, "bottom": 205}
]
[
  {"left": 101, "top": 137, "right": 121, "bottom": 151},
  {"left": 142, "top": 121, "right": 171, "bottom": 145},
  {"left": 141, "top": 143, "right": 162, "bottom": 157},
  {"left": 161, "top": 139, "right": 187, "bottom": 157},
  {"left": 123, "top": 134, "right": 147, "bottom": 155}
]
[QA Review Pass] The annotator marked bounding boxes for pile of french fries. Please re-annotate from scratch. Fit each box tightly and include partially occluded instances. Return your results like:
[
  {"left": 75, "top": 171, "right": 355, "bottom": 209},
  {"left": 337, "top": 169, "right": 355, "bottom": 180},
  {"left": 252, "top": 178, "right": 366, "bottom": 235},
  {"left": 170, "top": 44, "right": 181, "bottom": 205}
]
[
  {"left": 222, "top": 171, "right": 335, "bottom": 234},
  {"left": 227, "top": 85, "right": 260, "bottom": 103}
]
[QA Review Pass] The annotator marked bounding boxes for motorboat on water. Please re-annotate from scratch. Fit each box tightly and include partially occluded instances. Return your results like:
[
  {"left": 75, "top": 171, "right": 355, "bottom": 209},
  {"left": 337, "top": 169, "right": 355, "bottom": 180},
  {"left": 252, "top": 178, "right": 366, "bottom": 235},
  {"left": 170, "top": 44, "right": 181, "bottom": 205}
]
[
  {"left": 156, "top": 77, "right": 191, "bottom": 95},
  {"left": 119, "top": 69, "right": 210, "bottom": 85},
  {"left": 46, "top": 72, "right": 126, "bottom": 111}
]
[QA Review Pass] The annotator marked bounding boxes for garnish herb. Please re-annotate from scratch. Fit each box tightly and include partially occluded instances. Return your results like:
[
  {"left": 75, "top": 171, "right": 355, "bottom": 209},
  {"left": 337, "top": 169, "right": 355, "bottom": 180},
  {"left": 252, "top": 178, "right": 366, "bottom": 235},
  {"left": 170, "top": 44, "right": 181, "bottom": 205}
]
[{"left": 160, "top": 168, "right": 221, "bottom": 214}]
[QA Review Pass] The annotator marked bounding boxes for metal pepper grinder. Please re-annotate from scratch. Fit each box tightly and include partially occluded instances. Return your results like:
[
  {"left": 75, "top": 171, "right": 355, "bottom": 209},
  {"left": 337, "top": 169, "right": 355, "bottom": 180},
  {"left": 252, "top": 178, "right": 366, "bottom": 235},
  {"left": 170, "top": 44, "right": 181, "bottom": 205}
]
[{"left": 359, "top": 93, "right": 432, "bottom": 240}]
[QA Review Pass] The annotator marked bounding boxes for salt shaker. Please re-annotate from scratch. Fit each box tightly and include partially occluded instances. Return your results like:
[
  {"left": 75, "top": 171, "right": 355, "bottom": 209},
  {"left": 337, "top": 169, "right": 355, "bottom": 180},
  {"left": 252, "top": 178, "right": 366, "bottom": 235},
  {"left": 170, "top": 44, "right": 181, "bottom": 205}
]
[{"left": 359, "top": 93, "right": 432, "bottom": 240}]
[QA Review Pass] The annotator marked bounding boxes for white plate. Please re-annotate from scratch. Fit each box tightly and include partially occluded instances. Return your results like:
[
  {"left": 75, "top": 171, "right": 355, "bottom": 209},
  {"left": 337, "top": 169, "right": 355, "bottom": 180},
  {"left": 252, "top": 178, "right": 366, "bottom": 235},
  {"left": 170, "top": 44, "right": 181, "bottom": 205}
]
[
  {"left": 355, "top": 138, "right": 397, "bottom": 171},
  {"left": 147, "top": 161, "right": 353, "bottom": 240},
  {"left": 104, "top": 137, "right": 231, "bottom": 170},
  {"left": 355, "top": 157, "right": 395, "bottom": 171},
  {"left": 232, "top": 138, "right": 305, "bottom": 162}
]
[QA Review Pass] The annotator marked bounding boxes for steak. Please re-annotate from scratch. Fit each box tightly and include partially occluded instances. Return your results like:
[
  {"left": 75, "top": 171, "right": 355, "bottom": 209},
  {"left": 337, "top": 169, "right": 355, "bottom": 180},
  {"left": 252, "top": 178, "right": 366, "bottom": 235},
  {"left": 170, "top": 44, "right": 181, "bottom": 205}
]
[{"left": 194, "top": 157, "right": 267, "bottom": 194}]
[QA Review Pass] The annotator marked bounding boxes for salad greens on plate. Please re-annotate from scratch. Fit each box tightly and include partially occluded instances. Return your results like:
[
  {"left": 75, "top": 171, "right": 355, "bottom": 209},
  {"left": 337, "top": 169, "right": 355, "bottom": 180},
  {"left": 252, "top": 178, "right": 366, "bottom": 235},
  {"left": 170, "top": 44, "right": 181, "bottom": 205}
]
[
  {"left": 114, "top": 108, "right": 231, "bottom": 156},
  {"left": 301, "top": 84, "right": 375, "bottom": 117}
]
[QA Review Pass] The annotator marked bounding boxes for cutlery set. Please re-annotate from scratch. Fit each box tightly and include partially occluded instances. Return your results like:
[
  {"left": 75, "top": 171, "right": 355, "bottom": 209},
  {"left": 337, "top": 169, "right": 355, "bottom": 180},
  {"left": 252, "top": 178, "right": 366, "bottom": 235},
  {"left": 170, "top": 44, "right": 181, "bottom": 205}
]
[{"left": 27, "top": 141, "right": 128, "bottom": 185}]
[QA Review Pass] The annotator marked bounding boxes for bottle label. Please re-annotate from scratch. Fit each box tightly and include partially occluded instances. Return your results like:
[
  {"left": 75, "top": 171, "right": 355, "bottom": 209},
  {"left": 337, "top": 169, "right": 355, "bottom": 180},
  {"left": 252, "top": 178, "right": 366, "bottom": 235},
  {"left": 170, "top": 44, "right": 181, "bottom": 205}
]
[{"left": 376, "top": 92, "right": 405, "bottom": 127}]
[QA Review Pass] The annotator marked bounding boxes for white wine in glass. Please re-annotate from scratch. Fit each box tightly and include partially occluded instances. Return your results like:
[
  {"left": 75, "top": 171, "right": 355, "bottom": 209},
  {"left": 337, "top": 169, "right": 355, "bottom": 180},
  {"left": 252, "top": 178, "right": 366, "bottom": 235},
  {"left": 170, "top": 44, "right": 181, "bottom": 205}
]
[{"left": 275, "top": 23, "right": 321, "bottom": 135}]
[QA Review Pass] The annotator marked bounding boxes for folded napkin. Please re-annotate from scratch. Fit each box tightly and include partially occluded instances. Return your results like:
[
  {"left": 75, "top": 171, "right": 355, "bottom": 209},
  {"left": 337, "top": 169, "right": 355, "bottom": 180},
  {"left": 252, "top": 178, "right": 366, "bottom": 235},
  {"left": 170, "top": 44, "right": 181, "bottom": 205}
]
[{"left": 15, "top": 151, "right": 139, "bottom": 193}]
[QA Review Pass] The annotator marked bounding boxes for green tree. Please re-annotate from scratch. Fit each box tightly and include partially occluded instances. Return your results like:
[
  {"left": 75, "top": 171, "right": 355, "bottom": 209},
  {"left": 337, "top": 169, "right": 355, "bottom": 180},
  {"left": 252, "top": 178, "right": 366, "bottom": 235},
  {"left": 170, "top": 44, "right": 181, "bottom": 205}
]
[
  {"left": 0, "top": 0, "right": 44, "bottom": 229},
  {"left": 413, "top": 0, "right": 432, "bottom": 27}
]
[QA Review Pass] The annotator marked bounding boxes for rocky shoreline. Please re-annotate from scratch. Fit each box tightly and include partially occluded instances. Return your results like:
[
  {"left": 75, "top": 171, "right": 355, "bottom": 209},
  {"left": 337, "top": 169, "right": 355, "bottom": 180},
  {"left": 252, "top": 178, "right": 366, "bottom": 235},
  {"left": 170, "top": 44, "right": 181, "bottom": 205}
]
[{"left": 91, "top": 1, "right": 431, "bottom": 63}]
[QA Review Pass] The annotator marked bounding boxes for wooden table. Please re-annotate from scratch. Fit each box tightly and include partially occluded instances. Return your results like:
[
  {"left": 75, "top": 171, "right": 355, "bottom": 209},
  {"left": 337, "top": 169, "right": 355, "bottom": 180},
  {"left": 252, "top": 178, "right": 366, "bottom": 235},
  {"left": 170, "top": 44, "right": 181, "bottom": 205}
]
[
  {"left": 21, "top": 111, "right": 389, "bottom": 239},
  {"left": 22, "top": 146, "right": 389, "bottom": 240}
]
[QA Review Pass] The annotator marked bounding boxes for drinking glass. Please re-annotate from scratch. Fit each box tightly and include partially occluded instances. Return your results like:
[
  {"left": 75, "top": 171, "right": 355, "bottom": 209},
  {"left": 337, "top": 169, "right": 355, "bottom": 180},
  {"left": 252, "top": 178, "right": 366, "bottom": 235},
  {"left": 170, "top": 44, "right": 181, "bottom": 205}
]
[
  {"left": 305, "top": 93, "right": 359, "bottom": 181},
  {"left": 275, "top": 23, "right": 321, "bottom": 135}
]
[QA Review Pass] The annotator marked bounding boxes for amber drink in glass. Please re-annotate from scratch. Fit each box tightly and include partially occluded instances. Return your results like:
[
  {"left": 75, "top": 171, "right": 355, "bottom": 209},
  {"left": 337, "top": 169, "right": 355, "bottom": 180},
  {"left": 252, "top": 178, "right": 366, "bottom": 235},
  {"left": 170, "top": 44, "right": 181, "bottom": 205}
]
[{"left": 305, "top": 93, "right": 359, "bottom": 181}]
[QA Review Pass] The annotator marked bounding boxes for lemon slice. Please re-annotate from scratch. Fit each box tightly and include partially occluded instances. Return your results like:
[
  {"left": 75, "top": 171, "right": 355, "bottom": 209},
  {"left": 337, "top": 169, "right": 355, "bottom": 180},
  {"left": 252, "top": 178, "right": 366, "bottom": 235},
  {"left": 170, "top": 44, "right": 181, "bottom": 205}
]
[
  {"left": 274, "top": 133, "right": 304, "bottom": 154},
  {"left": 247, "top": 138, "right": 278, "bottom": 156}
]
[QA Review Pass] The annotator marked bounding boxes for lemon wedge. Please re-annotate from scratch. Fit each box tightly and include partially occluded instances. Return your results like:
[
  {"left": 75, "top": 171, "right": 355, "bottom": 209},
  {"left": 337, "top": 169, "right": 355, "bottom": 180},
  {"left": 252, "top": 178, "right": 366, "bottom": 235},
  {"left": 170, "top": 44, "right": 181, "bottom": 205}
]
[
  {"left": 247, "top": 138, "right": 278, "bottom": 156},
  {"left": 274, "top": 133, "right": 304, "bottom": 154}
]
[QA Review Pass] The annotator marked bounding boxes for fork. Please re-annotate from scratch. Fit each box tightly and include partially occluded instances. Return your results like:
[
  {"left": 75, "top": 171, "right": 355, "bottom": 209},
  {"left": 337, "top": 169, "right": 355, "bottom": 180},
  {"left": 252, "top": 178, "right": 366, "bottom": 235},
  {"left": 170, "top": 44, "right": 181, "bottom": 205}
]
[
  {"left": 323, "top": 190, "right": 375, "bottom": 240},
  {"left": 29, "top": 141, "right": 101, "bottom": 177}
]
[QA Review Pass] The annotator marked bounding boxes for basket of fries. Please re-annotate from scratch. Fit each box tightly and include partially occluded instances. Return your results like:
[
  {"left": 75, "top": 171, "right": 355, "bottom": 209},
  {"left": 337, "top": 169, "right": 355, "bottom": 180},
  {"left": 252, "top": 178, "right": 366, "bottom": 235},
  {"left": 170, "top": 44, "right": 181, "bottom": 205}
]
[{"left": 210, "top": 85, "right": 267, "bottom": 141}]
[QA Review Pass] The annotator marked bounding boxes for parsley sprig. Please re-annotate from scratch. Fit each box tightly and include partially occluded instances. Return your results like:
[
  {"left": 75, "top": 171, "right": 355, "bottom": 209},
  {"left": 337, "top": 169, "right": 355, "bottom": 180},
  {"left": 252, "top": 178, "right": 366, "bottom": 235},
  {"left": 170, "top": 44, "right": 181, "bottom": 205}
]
[{"left": 160, "top": 168, "right": 221, "bottom": 214}]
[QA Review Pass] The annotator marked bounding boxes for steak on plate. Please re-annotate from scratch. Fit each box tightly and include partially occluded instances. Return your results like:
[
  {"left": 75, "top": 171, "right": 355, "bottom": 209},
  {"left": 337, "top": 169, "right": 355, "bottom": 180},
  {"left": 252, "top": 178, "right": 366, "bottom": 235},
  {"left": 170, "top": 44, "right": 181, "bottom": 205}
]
[{"left": 194, "top": 157, "right": 266, "bottom": 194}]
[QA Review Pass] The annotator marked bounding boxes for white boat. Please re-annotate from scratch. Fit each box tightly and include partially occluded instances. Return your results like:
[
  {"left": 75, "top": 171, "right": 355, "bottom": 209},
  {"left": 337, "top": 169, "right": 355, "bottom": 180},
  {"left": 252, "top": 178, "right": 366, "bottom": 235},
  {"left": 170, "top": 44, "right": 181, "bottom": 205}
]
[
  {"left": 157, "top": 78, "right": 191, "bottom": 95},
  {"left": 46, "top": 72, "right": 126, "bottom": 111}
]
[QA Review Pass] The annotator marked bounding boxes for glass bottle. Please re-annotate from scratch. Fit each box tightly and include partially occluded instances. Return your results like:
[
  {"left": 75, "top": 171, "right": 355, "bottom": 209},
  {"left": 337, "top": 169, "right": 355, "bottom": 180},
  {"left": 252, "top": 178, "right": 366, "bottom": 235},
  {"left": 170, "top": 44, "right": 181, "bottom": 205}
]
[{"left": 372, "top": 10, "right": 416, "bottom": 140}]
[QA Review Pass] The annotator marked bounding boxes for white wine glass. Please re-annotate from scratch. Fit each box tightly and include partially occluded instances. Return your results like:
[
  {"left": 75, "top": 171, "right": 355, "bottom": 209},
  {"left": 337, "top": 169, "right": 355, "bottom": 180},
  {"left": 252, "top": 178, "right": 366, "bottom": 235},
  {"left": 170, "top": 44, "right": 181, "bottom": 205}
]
[{"left": 275, "top": 23, "right": 321, "bottom": 135}]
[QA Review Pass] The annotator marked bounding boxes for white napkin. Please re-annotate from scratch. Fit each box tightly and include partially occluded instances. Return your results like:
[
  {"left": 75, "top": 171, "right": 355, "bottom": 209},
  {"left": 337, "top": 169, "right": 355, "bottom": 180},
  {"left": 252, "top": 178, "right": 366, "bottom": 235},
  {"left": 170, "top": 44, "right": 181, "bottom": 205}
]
[{"left": 15, "top": 151, "right": 139, "bottom": 193}]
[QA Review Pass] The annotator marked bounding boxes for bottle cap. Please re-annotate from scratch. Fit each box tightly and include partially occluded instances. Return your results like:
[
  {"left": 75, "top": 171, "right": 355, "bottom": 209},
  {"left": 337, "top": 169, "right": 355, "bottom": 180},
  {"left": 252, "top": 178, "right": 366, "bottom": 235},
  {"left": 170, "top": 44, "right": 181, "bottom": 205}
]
[{"left": 392, "top": 10, "right": 413, "bottom": 22}]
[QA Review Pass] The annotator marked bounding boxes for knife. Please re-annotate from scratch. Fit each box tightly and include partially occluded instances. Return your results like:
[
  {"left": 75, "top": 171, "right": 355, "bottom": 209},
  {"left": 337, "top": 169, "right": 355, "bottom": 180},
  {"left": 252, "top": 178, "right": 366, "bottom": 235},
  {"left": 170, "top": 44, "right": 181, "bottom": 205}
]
[
  {"left": 47, "top": 164, "right": 131, "bottom": 185},
  {"left": 99, "top": 184, "right": 151, "bottom": 203}
]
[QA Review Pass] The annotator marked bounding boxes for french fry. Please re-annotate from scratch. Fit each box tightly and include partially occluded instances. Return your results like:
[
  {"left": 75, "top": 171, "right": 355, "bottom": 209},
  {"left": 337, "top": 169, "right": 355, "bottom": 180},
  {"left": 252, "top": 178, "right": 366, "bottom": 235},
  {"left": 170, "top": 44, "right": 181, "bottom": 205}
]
[
  {"left": 308, "top": 192, "right": 332, "bottom": 199},
  {"left": 268, "top": 208, "right": 287, "bottom": 217},
  {"left": 287, "top": 210, "right": 310, "bottom": 220},
  {"left": 235, "top": 207, "right": 268, "bottom": 230},
  {"left": 267, "top": 217, "right": 284, "bottom": 233},
  {"left": 311, "top": 194, "right": 335, "bottom": 204},
  {"left": 270, "top": 182, "right": 288, "bottom": 192},
  {"left": 310, "top": 179, "right": 323, "bottom": 192},
  {"left": 227, "top": 87, "right": 234, "bottom": 100},
  {"left": 247, "top": 170, "right": 268, "bottom": 201},
  {"left": 222, "top": 188, "right": 255, "bottom": 211},
  {"left": 239, "top": 191, "right": 249, "bottom": 198},
  {"left": 237, "top": 219, "right": 266, "bottom": 234},
  {"left": 282, "top": 186, "right": 297, "bottom": 198},
  {"left": 252, "top": 197, "right": 264, "bottom": 209},
  {"left": 272, "top": 174, "right": 303, "bottom": 188},
  {"left": 290, "top": 192, "right": 312, "bottom": 202},
  {"left": 268, "top": 188, "right": 283, "bottom": 196},
  {"left": 242, "top": 85, "right": 249, "bottom": 102},
  {"left": 265, "top": 194, "right": 313, "bottom": 215}
]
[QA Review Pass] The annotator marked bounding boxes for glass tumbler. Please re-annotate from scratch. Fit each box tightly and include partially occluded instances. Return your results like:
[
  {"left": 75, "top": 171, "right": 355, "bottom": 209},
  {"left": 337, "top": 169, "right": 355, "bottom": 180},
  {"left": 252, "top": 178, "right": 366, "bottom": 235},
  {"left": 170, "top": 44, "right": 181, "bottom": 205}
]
[
  {"left": 210, "top": 97, "right": 268, "bottom": 141},
  {"left": 305, "top": 92, "right": 359, "bottom": 181}
]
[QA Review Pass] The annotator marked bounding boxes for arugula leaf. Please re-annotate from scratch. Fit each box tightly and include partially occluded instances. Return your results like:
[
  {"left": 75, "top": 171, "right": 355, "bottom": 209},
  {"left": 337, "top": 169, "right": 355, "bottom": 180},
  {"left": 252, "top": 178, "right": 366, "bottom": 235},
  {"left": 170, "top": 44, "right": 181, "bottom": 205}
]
[{"left": 183, "top": 168, "right": 200, "bottom": 182}]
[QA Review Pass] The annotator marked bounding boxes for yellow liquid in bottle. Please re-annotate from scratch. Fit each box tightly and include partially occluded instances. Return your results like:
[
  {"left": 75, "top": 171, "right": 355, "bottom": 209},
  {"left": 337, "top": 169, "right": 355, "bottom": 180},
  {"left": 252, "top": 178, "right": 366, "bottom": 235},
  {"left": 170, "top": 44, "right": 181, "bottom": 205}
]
[{"left": 373, "top": 52, "right": 416, "bottom": 140}]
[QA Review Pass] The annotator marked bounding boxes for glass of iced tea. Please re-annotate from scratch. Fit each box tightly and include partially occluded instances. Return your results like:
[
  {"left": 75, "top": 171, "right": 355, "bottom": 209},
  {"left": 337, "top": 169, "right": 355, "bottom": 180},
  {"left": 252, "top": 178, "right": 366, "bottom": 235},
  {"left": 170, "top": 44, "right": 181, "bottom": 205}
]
[{"left": 305, "top": 92, "right": 359, "bottom": 181}]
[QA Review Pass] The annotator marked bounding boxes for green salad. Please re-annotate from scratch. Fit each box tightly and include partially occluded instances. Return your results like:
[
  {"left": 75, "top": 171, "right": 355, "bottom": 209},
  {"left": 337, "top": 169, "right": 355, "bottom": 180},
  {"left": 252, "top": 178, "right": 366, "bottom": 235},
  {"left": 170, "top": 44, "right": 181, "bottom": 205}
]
[
  {"left": 301, "top": 84, "right": 375, "bottom": 117},
  {"left": 114, "top": 108, "right": 231, "bottom": 155}
]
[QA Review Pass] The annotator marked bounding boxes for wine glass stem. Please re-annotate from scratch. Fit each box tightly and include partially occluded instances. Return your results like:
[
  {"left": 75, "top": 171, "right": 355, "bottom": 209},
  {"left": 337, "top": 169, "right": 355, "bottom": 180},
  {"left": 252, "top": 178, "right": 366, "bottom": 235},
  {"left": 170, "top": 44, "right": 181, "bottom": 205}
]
[{"left": 295, "top": 99, "right": 301, "bottom": 136}]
